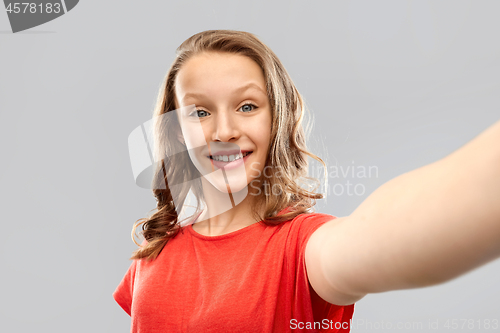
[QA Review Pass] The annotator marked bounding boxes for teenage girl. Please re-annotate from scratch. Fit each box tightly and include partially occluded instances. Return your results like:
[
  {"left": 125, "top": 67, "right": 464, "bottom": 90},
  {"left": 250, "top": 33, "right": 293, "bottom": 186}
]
[{"left": 114, "top": 30, "right": 500, "bottom": 332}]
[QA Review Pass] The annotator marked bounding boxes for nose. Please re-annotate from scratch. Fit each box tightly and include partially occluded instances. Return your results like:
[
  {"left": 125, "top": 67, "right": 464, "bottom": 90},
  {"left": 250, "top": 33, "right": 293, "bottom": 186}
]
[{"left": 211, "top": 111, "right": 240, "bottom": 142}]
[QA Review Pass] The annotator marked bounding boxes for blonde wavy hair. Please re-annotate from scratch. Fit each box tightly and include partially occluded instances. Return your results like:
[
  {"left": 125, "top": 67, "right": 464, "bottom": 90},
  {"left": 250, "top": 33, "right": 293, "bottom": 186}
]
[{"left": 130, "top": 30, "right": 327, "bottom": 261}]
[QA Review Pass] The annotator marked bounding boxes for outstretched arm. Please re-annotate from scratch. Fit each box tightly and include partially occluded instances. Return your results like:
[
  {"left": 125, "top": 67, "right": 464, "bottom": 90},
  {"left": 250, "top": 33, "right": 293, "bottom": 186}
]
[{"left": 305, "top": 119, "right": 500, "bottom": 306}]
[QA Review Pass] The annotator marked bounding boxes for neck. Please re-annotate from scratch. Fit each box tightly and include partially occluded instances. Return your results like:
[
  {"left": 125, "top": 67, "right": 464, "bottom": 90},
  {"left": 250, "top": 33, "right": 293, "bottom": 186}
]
[{"left": 192, "top": 177, "right": 263, "bottom": 236}]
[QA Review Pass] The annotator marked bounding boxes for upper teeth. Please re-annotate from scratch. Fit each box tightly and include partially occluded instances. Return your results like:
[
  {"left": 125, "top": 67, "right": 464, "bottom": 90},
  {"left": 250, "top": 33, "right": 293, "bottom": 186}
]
[{"left": 211, "top": 152, "right": 249, "bottom": 162}]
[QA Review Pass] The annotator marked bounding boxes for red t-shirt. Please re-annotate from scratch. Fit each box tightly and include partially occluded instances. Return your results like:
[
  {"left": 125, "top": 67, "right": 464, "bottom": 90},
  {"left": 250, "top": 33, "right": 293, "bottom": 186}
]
[{"left": 113, "top": 211, "right": 355, "bottom": 332}]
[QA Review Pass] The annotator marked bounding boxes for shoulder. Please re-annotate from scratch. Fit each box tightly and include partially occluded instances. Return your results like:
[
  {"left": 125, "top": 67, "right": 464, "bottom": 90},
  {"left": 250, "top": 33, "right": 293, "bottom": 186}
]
[
  {"left": 286, "top": 211, "right": 338, "bottom": 227},
  {"left": 287, "top": 212, "right": 339, "bottom": 240},
  {"left": 303, "top": 216, "right": 348, "bottom": 261},
  {"left": 274, "top": 212, "right": 340, "bottom": 256}
]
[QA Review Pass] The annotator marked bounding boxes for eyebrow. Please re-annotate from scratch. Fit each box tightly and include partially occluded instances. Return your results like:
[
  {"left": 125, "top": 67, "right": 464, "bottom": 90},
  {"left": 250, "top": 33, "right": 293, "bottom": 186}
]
[{"left": 181, "top": 82, "right": 267, "bottom": 102}]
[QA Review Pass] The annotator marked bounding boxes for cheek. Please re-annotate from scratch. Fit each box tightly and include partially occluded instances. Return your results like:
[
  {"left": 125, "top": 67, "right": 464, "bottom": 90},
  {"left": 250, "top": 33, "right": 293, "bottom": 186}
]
[
  {"left": 249, "top": 129, "right": 272, "bottom": 176},
  {"left": 259, "top": 125, "right": 272, "bottom": 155},
  {"left": 251, "top": 113, "right": 272, "bottom": 149},
  {"left": 180, "top": 121, "right": 208, "bottom": 149}
]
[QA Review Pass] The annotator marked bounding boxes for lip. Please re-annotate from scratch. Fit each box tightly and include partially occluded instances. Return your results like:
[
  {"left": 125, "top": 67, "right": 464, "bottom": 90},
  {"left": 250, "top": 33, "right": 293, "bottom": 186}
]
[
  {"left": 208, "top": 151, "right": 253, "bottom": 170},
  {"left": 206, "top": 149, "right": 252, "bottom": 157}
]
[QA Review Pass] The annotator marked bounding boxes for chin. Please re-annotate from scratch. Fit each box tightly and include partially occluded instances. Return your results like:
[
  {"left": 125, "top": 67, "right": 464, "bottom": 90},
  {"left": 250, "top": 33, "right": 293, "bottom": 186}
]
[{"left": 209, "top": 176, "right": 249, "bottom": 193}]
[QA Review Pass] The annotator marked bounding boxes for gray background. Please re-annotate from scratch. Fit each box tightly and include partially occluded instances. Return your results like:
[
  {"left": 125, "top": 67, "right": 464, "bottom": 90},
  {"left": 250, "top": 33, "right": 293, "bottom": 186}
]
[{"left": 1, "top": 1, "right": 499, "bottom": 332}]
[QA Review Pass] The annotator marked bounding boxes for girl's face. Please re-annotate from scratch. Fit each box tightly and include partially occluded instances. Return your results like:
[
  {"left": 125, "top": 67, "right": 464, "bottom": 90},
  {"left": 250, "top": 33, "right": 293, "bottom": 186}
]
[{"left": 174, "top": 52, "right": 272, "bottom": 195}]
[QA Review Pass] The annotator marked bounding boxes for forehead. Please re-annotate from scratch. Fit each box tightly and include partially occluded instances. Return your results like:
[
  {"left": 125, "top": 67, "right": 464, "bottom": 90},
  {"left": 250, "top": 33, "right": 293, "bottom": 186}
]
[{"left": 175, "top": 52, "right": 267, "bottom": 104}]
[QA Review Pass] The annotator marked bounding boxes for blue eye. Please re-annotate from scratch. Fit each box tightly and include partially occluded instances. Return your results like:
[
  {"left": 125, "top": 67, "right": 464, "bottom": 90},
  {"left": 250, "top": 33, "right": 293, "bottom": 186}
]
[
  {"left": 239, "top": 103, "right": 257, "bottom": 112},
  {"left": 190, "top": 104, "right": 256, "bottom": 117},
  {"left": 192, "top": 109, "right": 209, "bottom": 118}
]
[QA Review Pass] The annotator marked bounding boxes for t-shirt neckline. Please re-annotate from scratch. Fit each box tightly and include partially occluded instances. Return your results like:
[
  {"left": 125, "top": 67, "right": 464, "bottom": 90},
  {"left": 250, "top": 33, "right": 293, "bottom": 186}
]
[
  {"left": 187, "top": 220, "right": 265, "bottom": 241},
  {"left": 185, "top": 206, "right": 293, "bottom": 241}
]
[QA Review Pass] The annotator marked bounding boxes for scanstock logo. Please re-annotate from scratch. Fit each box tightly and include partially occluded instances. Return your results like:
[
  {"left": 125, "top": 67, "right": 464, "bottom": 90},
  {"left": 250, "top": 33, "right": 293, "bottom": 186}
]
[{"left": 3, "top": 0, "right": 79, "bottom": 33}]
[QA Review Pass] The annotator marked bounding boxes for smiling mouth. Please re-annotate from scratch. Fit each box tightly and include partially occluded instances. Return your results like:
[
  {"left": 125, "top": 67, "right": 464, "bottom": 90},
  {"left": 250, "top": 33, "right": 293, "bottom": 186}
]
[{"left": 208, "top": 151, "right": 252, "bottom": 162}]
